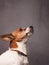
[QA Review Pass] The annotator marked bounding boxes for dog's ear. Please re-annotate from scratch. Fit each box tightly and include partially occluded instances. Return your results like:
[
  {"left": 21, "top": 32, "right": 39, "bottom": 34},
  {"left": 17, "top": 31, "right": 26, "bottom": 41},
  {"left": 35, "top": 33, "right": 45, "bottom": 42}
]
[{"left": 0, "top": 33, "right": 15, "bottom": 41}]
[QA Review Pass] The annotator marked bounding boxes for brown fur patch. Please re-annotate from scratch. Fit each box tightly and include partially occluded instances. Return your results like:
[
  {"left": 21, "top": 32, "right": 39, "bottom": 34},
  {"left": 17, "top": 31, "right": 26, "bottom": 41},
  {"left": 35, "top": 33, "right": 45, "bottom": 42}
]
[{"left": 10, "top": 39, "right": 18, "bottom": 48}]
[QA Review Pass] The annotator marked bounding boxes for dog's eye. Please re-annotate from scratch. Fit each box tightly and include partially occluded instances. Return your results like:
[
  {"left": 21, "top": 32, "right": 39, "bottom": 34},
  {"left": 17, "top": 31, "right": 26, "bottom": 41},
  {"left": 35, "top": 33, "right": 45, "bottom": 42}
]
[{"left": 19, "top": 28, "right": 22, "bottom": 31}]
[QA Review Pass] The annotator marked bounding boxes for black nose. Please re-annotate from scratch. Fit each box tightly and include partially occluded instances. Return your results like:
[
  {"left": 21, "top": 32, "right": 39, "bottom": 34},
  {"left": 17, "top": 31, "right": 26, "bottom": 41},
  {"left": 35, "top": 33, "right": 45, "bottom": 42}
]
[
  {"left": 30, "top": 26, "right": 33, "bottom": 29},
  {"left": 29, "top": 26, "right": 34, "bottom": 32}
]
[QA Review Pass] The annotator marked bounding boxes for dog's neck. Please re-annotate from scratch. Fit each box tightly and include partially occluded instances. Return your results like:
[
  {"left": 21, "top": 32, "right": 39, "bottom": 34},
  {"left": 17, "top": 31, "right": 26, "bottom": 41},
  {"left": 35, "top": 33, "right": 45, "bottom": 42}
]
[
  {"left": 9, "top": 39, "right": 27, "bottom": 55},
  {"left": 16, "top": 41, "right": 27, "bottom": 54}
]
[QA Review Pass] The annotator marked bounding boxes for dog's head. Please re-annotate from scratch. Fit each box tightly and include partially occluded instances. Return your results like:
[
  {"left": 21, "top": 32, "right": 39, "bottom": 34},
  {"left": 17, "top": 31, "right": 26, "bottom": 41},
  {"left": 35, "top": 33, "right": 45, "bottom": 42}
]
[
  {"left": 0, "top": 26, "right": 34, "bottom": 48},
  {"left": 0, "top": 26, "right": 34, "bottom": 42},
  {"left": 12, "top": 26, "right": 34, "bottom": 42}
]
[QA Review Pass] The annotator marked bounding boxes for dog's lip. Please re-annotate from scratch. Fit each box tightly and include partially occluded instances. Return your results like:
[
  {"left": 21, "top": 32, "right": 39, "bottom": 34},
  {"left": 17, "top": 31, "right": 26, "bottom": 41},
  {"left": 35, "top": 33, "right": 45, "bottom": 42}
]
[
  {"left": 26, "top": 28, "right": 33, "bottom": 33},
  {"left": 26, "top": 31, "right": 33, "bottom": 36}
]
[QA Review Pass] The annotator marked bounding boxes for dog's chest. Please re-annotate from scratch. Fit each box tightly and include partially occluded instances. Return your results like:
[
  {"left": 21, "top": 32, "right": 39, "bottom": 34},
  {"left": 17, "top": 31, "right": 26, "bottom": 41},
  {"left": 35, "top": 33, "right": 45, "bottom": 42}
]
[
  {"left": 0, "top": 50, "right": 28, "bottom": 65},
  {"left": 13, "top": 51, "right": 29, "bottom": 65}
]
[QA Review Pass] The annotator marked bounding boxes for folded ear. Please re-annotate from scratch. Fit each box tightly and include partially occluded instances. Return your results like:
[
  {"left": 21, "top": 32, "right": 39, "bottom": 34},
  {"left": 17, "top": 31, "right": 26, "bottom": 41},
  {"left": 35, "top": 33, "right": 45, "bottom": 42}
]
[{"left": 0, "top": 33, "right": 15, "bottom": 41}]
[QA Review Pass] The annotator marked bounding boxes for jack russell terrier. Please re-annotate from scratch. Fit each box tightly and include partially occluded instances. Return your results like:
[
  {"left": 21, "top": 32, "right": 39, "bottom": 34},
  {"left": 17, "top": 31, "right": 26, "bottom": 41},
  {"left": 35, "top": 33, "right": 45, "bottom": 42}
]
[{"left": 0, "top": 26, "right": 34, "bottom": 65}]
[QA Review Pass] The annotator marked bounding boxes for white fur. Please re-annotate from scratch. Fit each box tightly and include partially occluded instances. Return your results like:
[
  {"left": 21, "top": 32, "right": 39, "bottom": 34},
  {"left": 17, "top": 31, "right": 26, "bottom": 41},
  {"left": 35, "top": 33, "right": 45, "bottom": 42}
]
[
  {"left": 0, "top": 41, "right": 29, "bottom": 65},
  {"left": 26, "top": 27, "right": 30, "bottom": 34}
]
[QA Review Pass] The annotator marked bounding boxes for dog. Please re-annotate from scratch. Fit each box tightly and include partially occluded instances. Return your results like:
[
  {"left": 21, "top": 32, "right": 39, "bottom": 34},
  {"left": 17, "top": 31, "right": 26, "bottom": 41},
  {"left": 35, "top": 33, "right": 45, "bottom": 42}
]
[{"left": 0, "top": 26, "right": 34, "bottom": 65}]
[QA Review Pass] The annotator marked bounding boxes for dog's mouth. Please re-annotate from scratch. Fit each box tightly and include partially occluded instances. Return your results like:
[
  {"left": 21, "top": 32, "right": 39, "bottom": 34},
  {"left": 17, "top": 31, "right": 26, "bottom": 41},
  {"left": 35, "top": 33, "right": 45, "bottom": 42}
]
[{"left": 26, "top": 31, "right": 33, "bottom": 37}]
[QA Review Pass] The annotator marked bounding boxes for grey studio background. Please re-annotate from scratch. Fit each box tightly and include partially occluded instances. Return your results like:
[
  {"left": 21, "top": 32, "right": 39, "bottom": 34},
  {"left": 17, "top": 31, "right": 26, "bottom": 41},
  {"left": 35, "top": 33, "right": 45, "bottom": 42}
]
[{"left": 0, "top": 0, "right": 49, "bottom": 65}]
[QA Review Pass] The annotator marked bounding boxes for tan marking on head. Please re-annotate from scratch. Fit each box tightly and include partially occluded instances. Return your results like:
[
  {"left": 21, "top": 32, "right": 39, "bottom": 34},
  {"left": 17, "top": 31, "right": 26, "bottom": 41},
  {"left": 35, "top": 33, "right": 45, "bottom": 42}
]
[
  {"left": 12, "top": 28, "right": 26, "bottom": 42},
  {"left": 9, "top": 28, "right": 26, "bottom": 48}
]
